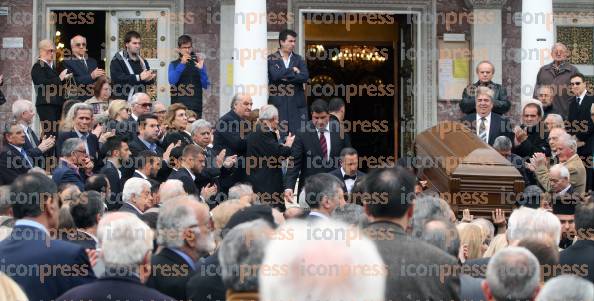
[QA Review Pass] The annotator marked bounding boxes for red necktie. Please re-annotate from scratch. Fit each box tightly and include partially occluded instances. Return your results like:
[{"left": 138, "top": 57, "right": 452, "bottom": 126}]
[{"left": 319, "top": 130, "right": 327, "bottom": 160}]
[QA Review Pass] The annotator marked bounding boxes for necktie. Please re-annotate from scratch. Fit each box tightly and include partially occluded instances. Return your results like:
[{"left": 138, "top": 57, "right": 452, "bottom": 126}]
[
  {"left": 28, "top": 127, "right": 39, "bottom": 146},
  {"left": 149, "top": 143, "right": 157, "bottom": 153},
  {"left": 344, "top": 174, "right": 356, "bottom": 181},
  {"left": 80, "top": 133, "right": 90, "bottom": 155},
  {"left": 81, "top": 58, "right": 88, "bottom": 70},
  {"left": 478, "top": 117, "right": 487, "bottom": 143},
  {"left": 319, "top": 130, "right": 327, "bottom": 160},
  {"left": 577, "top": 97, "right": 581, "bottom": 106},
  {"left": 20, "top": 149, "right": 32, "bottom": 168}
]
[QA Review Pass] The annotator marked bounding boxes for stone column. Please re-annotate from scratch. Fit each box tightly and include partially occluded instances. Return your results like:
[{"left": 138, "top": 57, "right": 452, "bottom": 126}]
[
  {"left": 233, "top": 0, "right": 268, "bottom": 109},
  {"left": 521, "top": 0, "right": 553, "bottom": 103},
  {"left": 466, "top": 0, "right": 505, "bottom": 84}
]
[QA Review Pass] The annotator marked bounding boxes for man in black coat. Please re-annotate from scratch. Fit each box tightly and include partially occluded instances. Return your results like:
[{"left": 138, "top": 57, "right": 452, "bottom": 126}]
[
  {"left": 0, "top": 123, "right": 34, "bottom": 185},
  {"left": 146, "top": 198, "right": 212, "bottom": 300},
  {"left": 31, "top": 39, "right": 72, "bottom": 137},
  {"left": 460, "top": 60, "right": 510, "bottom": 115},
  {"left": 513, "top": 102, "right": 550, "bottom": 158},
  {"left": 560, "top": 198, "right": 594, "bottom": 283},
  {"left": 268, "top": 29, "right": 309, "bottom": 135},
  {"left": 246, "top": 105, "right": 294, "bottom": 209},
  {"left": 128, "top": 114, "right": 174, "bottom": 182},
  {"left": 61, "top": 35, "right": 105, "bottom": 101},
  {"left": 566, "top": 74, "right": 594, "bottom": 177},
  {"left": 100, "top": 136, "right": 130, "bottom": 210},
  {"left": 13, "top": 99, "right": 55, "bottom": 168},
  {"left": 109, "top": 31, "right": 156, "bottom": 100},
  {"left": 284, "top": 99, "right": 351, "bottom": 201},
  {"left": 460, "top": 86, "right": 514, "bottom": 146},
  {"left": 168, "top": 145, "right": 215, "bottom": 201},
  {"left": 328, "top": 147, "right": 366, "bottom": 194},
  {"left": 213, "top": 93, "right": 252, "bottom": 195},
  {"left": 363, "top": 167, "right": 460, "bottom": 301}
]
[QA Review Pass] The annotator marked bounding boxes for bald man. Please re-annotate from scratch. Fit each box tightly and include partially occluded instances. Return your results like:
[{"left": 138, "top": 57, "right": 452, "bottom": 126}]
[{"left": 62, "top": 35, "right": 104, "bottom": 101}]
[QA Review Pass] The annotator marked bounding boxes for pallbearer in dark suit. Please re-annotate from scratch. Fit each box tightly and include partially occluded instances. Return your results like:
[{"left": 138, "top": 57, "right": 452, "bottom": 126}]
[
  {"left": 284, "top": 99, "right": 351, "bottom": 202},
  {"left": 31, "top": 39, "right": 72, "bottom": 137},
  {"left": 566, "top": 73, "right": 594, "bottom": 188},
  {"left": 0, "top": 122, "right": 34, "bottom": 185},
  {"left": 61, "top": 35, "right": 105, "bottom": 101},
  {"left": 246, "top": 105, "right": 294, "bottom": 209},
  {"left": 460, "top": 86, "right": 514, "bottom": 146},
  {"left": 268, "top": 29, "right": 309, "bottom": 135},
  {"left": 100, "top": 136, "right": 131, "bottom": 211},
  {"left": 12, "top": 99, "right": 55, "bottom": 168},
  {"left": 328, "top": 147, "right": 366, "bottom": 194}
]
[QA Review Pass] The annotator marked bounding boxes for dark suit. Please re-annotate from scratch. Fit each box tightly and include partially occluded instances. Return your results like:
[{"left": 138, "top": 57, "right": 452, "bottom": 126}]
[
  {"left": 186, "top": 253, "right": 225, "bottom": 301},
  {"left": 109, "top": 51, "right": 154, "bottom": 99},
  {"left": 52, "top": 159, "right": 88, "bottom": 190},
  {"left": 62, "top": 56, "right": 99, "bottom": 100},
  {"left": 513, "top": 123, "right": 550, "bottom": 158},
  {"left": 364, "top": 221, "right": 460, "bottom": 301},
  {"left": 146, "top": 248, "right": 196, "bottom": 300},
  {"left": 213, "top": 110, "right": 248, "bottom": 194},
  {"left": 0, "top": 144, "right": 32, "bottom": 185},
  {"left": 31, "top": 59, "right": 65, "bottom": 137},
  {"left": 168, "top": 168, "right": 198, "bottom": 196},
  {"left": 285, "top": 121, "right": 351, "bottom": 193},
  {"left": 268, "top": 51, "right": 309, "bottom": 134},
  {"left": 57, "top": 274, "right": 174, "bottom": 301},
  {"left": 566, "top": 93, "right": 594, "bottom": 158},
  {"left": 61, "top": 229, "right": 97, "bottom": 250},
  {"left": 461, "top": 113, "right": 514, "bottom": 146},
  {"left": 128, "top": 136, "right": 172, "bottom": 183},
  {"left": 106, "top": 118, "right": 136, "bottom": 142},
  {"left": 559, "top": 239, "right": 594, "bottom": 283},
  {"left": 246, "top": 124, "right": 292, "bottom": 208},
  {"left": 328, "top": 168, "right": 365, "bottom": 193},
  {"left": 0, "top": 224, "right": 96, "bottom": 301},
  {"left": 461, "top": 274, "right": 486, "bottom": 301},
  {"left": 118, "top": 202, "right": 144, "bottom": 218},
  {"left": 100, "top": 160, "right": 124, "bottom": 210},
  {"left": 163, "top": 130, "right": 193, "bottom": 148}
]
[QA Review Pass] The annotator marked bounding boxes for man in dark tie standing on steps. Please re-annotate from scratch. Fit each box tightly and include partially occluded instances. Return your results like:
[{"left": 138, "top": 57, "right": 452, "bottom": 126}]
[
  {"left": 461, "top": 86, "right": 513, "bottom": 146},
  {"left": 566, "top": 73, "right": 594, "bottom": 188},
  {"left": 12, "top": 99, "right": 55, "bottom": 168},
  {"left": 62, "top": 35, "right": 105, "bottom": 101}
]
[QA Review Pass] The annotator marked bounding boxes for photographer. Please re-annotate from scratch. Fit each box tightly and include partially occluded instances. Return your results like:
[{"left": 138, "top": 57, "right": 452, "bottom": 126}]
[{"left": 168, "top": 35, "right": 210, "bottom": 118}]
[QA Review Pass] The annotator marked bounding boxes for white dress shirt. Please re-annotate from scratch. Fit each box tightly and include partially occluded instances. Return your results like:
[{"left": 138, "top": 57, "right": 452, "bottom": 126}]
[{"left": 340, "top": 167, "right": 356, "bottom": 193}]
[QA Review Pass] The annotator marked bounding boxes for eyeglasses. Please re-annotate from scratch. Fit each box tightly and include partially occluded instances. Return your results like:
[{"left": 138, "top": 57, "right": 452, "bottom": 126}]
[
  {"left": 570, "top": 82, "right": 583, "bottom": 86},
  {"left": 75, "top": 43, "right": 87, "bottom": 47},
  {"left": 138, "top": 103, "right": 152, "bottom": 108},
  {"left": 74, "top": 149, "right": 88, "bottom": 156}
]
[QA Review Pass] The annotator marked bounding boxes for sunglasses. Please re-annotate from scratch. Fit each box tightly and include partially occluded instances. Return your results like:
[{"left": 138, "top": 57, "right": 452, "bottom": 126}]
[
  {"left": 75, "top": 43, "right": 87, "bottom": 47},
  {"left": 570, "top": 82, "right": 583, "bottom": 86}
]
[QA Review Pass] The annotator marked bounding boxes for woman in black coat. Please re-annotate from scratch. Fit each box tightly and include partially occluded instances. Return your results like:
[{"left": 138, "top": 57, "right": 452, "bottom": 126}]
[{"left": 162, "top": 103, "right": 193, "bottom": 148}]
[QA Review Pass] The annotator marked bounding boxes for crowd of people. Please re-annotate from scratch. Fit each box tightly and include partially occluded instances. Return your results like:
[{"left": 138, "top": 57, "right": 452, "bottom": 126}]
[{"left": 0, "top": 25, "right": 592, "bottom": 301}]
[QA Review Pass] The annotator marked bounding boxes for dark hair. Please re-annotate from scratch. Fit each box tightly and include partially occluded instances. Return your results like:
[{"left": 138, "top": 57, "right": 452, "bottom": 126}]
[
  {"left": 85, "top": 174, "right": 110, "bottom": 194},
  {"left": 523, "top": 102, "right": 542, "bottom": 117},
  {"left": 303, "top": 173, "right": 343, "bottom": 209},
  {"left": 101, "top": 136, "right": 125, "bottom": 157},
  {"left": 124, "top": 31, "right": 141, "bottom": 44},
  {"left": 177, "top": 34, "right": 192, "bottom": 47},
  {"left": 339, "top": 147, "right": 358, "bottom": 159},
  {"left": 310, "top": 99, "right": 328, "bottom": 114},
  {"left": 575, "top": 197, "right": 594, "bottom": 235},
  {"left": 137, "top": 150, "right": 160, "bottom": 169},
  {"left": 93, "top": 76, "right": 111, "bottom": 98},
  {"left": 364, "top": 167, "right": 416, "bottom": 218},
  {"left": 278, "top": 29, "right": 297, "bottom": 43},
  {"left": 138, "top": 113, "right": 158, "bottom": 129},
  {"left": 69, "top": 190, "right": 105, "bottom": 229},
  {"left": 328, "top": 97, "right": 345, "bottom": 113},
  {"left": 570, "top": 73, "right": 586, "bottom": 83},
  {"left": 171, "top": 146, "right": 184, "bottom": 160},
  {"left": 10, "top": 173, "right": 57, "bottom": 219}
]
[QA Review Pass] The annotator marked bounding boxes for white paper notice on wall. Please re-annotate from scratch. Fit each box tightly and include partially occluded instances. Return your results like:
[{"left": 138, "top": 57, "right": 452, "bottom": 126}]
[{"left": 3, "top": 37, "right": 23, "bottom": 49}]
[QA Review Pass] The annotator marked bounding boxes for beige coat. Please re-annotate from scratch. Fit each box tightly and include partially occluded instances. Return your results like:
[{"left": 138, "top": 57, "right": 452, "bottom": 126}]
[{"left": 536, "top": 154, "right": 586, "bottom": 194}]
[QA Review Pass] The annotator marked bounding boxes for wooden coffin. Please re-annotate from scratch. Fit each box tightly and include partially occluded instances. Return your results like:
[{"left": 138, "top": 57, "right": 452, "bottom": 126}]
[{"left": 414, "top": 121, "right": 524, "bottom": 216}]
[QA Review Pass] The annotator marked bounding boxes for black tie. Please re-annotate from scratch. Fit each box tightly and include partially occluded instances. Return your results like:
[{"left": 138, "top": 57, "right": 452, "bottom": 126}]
[
  {"left": 28, "top": 127, "right": 39, "bottom": 146},
  {"left": 343, "top": 174, "right": 356, "bottom": 181},
  {"left": 577, "top": 97, "right": 582, "bottom": 106}
]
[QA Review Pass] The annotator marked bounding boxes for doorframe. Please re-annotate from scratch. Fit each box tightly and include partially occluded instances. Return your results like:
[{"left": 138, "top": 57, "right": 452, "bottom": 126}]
[{"left": 290, "top": 0, "right": 437, "bottom": 146}]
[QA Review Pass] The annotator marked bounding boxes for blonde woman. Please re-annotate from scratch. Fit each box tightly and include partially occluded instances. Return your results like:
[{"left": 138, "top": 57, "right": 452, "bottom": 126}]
[
  {"left": 162, "top": 103, "right": 193, "bottom": 147},
  {"left": 0, "top": 272, "right": 28, "bottom": 301},
  {"left": 482, "top": 233, "right": 509, "bottom": 258},
  {"left": 457, "top": 222, "right": 485, "bottom": 262},
  {"left": 105, "top": 99, "right": 133, "bottom": 140}
]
